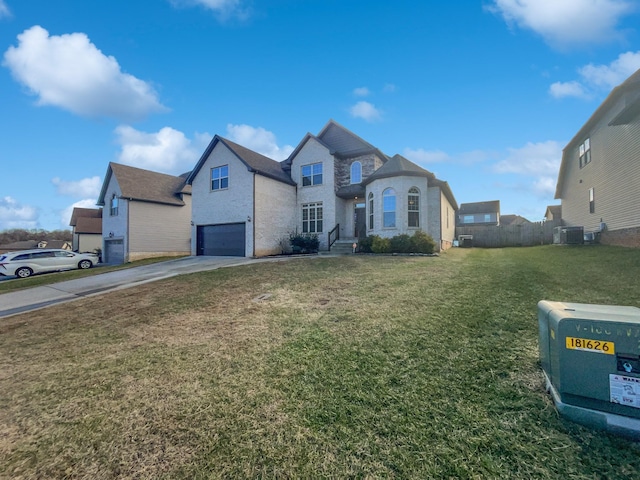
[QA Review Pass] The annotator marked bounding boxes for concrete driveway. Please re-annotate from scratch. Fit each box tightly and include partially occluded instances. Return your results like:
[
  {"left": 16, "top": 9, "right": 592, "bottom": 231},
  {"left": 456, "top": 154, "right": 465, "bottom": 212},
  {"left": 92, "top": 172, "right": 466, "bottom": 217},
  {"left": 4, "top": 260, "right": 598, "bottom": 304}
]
[{"left": 0, "top": 255, "right": 298, "bottom": 319}]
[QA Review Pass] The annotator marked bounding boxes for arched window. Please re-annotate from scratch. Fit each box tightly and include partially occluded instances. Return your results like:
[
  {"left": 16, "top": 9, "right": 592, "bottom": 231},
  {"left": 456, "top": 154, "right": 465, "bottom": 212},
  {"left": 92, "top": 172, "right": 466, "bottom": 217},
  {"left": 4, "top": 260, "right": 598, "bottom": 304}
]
[
  {"left": 368, "top": 192, "right": 374, "bottom": 230},
  {"left": 408, "top": 187, "right": 420, "bottom": 227},
  {"left": 350, "top": 161, "right": 362, "bottom": 184},
  {"left": 383, "top": 188, "right": 396, "bottom": 228}
]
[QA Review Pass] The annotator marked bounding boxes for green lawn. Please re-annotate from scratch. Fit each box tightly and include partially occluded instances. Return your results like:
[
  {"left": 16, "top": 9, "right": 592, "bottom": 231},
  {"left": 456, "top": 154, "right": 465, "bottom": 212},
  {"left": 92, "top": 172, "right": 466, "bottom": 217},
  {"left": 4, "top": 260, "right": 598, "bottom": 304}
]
[{"left": 2, "top": 246, "right": 640, "bottom": 479}]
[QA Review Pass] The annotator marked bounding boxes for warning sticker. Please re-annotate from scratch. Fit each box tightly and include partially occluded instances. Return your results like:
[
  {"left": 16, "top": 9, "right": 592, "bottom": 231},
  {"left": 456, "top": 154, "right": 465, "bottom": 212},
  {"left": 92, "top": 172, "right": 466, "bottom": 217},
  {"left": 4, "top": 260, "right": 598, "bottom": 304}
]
[{"left": 610, "top": 374, "right": 640, "bottom": 408}]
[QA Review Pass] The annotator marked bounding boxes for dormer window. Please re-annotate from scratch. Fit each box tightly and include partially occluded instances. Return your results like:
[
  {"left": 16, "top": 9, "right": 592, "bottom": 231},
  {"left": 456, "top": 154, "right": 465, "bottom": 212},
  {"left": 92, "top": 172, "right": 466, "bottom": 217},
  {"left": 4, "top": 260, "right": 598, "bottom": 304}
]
[
  {"left": 579, "top": 138, "right": 591, "bottom": 168},
  {"left": 350, "top": 161, "right": 362, "bottom": 184}
]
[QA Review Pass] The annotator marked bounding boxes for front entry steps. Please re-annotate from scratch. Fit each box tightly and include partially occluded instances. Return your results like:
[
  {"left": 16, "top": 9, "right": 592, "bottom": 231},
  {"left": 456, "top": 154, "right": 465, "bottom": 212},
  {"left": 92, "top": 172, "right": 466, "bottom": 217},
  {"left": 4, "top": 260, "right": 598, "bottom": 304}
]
[{"left": 328, "top": 239, "right": 359, "bottom": 255}]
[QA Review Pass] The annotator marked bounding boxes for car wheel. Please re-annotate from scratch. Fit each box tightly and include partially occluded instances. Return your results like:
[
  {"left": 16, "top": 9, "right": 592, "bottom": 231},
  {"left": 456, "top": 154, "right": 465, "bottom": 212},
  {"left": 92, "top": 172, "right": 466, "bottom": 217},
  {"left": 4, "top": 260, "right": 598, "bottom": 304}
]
[
  {"left": 16, "top": 267, "right": 33, "bottom": 278},
  {"left": 78, "top": 260, "right": 92, "bottom": 269}
]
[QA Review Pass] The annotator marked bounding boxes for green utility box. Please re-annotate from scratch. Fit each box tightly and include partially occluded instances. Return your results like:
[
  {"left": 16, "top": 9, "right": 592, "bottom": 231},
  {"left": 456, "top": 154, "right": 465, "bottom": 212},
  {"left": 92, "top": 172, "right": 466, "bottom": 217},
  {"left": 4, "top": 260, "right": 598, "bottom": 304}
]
[{"left": 538, "top": 300, "right": 640, "bottom": 438}]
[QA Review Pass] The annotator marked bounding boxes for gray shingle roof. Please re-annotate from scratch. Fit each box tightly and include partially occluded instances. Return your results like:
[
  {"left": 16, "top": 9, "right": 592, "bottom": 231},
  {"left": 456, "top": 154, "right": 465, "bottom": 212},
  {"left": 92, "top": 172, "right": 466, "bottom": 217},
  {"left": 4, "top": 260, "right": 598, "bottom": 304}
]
[
  {"left": 363, "top": 154, "right": 431, "bottom": 184},
  {"left": 459, "top": 201, "right": 500, "bottom": 215}
]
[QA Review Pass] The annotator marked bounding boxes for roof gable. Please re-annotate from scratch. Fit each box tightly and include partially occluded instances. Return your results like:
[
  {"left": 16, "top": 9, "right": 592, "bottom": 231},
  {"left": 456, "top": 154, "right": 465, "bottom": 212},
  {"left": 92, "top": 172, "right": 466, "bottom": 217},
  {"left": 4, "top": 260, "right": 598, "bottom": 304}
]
[
  {"left": 187, "top": 135, "right": 295, "bottom": 186},
  {"left": 317, "top": 119, "right": 381, "bottom": 157},
  {"left": 98, "top": 163, "right": 189, "bottom": 206}
]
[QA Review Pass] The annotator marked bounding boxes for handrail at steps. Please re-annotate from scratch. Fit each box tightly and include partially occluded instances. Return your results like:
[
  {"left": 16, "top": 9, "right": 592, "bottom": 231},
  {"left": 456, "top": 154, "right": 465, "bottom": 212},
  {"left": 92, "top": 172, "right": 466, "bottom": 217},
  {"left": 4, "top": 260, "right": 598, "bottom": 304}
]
[{"left": 328, "top": 224, "right": 340, "bottom": 250}]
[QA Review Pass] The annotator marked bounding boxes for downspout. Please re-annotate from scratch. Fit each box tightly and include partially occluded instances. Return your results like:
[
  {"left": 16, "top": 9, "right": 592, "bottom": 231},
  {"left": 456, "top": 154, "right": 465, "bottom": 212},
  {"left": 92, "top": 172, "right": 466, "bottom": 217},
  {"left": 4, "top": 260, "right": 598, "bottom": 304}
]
[
  {"left": 253, "top": 172, "right": 256, "bottom": 257},
  {"left": 126, "top": 196, "right": 130, "bottom": 263}
]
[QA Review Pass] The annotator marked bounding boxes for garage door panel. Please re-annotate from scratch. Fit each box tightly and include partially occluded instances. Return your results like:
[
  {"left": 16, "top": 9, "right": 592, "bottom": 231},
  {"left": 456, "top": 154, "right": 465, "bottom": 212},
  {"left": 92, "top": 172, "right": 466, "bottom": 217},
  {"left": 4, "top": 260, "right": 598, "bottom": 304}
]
[
  {"left": 197, "top": 223, "right": 245, "bottom": 256},
  {"left": 105, "top": 239, "right": 124, "bottom": 264}
]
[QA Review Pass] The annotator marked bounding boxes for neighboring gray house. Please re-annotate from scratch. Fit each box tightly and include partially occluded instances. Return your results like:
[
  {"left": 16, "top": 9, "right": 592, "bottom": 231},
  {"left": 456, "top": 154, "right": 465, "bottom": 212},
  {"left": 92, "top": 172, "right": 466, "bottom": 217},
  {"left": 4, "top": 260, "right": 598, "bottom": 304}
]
[
  {"left": 457, "top": 201, "right": 500, "bottom": 227},
  {"left": 69, "top": 207, "right": 102, "bottom": 253},
  {"left": 97, "top": 163, "right": 192, "bottom": 264},
  {"left": 187, "top": 120, "right": 458, "bottom": 257},
  {"left": 555, "top": 68, "right": 640, "bottom": 247}
]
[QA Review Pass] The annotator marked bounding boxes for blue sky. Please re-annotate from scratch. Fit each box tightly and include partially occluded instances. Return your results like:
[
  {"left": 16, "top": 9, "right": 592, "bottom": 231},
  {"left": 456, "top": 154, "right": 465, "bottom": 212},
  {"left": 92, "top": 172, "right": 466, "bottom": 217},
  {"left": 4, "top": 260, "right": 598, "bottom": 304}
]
[{"left": 1, "top": 0, "right": 640, "bottom": 231}]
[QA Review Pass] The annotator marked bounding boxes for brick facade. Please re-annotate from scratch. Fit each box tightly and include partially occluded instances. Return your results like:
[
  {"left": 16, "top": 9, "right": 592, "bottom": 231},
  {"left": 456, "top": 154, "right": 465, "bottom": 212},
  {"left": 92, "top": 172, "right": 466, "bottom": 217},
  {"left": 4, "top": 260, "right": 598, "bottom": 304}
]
[{"left": 600, "top": 227, "right": 640, "bottom": 248}]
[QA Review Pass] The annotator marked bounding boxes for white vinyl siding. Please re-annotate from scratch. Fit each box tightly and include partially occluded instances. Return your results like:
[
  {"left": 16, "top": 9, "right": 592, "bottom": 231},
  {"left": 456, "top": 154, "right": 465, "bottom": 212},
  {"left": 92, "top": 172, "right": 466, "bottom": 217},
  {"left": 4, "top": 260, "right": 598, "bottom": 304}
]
[{"left": 560, "top": 95, "right": 640, "bottom": 232}]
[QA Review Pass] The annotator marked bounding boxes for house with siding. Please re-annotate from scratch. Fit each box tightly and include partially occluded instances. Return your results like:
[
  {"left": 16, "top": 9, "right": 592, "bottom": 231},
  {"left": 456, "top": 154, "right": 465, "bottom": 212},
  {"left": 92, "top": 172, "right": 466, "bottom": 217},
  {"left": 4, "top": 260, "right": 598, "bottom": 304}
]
[
  {"left": 69, "top": 207, "right": 102, "bottom": 253},
  {"left": 456, "top": 201, "right": 500, "bottom": 227},
  {"left": 187, "top": 120, "right": 458, "bottom": 257},
  {"left": 555, "top": 68, "right": 640, "bottom": 247},
  {"left": 97, "top": 163, "right": 192, "bottom": 264},
  {"left": 544, "top": 205, "right": 561, "bottom": 222}
]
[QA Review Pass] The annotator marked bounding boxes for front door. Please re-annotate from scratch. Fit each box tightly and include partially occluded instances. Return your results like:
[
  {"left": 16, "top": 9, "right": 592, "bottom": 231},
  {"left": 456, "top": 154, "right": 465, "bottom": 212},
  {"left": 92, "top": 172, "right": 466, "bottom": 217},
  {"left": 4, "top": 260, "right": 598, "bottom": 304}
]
[{"left": 354, "top": 203, "right": 366, "bottom": 239}]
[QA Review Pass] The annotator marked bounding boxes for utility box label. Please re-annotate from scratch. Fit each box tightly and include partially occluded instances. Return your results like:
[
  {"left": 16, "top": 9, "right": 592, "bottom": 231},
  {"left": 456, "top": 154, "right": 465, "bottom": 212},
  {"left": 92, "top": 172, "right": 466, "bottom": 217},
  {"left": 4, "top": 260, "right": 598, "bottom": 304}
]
[
  {"left": 610, "top": 374, "right": 640, "bottom": 408},
  {"left": 565, "top": 336, "right": 615, "bottom": 354}
]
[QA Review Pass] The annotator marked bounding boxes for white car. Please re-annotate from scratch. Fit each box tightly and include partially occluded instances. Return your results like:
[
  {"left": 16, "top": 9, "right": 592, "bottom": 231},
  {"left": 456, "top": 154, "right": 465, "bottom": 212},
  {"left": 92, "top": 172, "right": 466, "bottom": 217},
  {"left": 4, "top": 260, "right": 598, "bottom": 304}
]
[{"left": 0, "top": 249, "right": 99, "bottom": 278}]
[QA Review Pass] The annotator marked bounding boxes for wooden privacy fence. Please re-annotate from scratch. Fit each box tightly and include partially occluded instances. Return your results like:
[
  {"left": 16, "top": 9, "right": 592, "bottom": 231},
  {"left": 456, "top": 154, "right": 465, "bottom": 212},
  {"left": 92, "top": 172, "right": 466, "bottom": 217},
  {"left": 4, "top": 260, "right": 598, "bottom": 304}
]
[{"left": 456, "top": 220, "right": 563, "bottom": 248}]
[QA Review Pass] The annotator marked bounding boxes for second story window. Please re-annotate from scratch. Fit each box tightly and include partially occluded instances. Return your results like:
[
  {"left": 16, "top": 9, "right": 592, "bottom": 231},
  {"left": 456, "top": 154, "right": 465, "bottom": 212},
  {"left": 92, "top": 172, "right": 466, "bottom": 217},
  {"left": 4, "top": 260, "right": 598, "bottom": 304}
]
[
  {"left": 302, "top": 163, "right": 323, "bottom": 186},
  {"left": 211, "top": 165, "right": 229, "bottom": 191},
  {"left": 350, "top": 161, "right": 362, "bottom": 184},
  {"left": 579, "top": 138, "right": 591, "bottom": 168},
  {"left": 110, "top": 194, "right": 119, "bottom": 216}
]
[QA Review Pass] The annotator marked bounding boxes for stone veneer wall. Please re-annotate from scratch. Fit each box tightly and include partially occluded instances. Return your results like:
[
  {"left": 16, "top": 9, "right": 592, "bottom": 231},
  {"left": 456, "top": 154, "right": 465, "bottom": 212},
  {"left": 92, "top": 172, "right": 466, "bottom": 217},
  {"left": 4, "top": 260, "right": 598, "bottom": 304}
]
[
  {"left": 599, "top": 227, "right": 640, "bottom": 248},
  {"left": 334, "top": 154, "right": 383, "bottom": 190}
]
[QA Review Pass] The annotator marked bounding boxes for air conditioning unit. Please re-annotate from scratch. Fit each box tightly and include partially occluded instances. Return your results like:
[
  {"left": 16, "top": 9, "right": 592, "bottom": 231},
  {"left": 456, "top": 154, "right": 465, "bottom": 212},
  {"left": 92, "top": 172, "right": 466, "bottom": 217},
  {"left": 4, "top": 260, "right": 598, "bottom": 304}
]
[{"left": 538, "top": 300, "right": 640, "bottom": 438}]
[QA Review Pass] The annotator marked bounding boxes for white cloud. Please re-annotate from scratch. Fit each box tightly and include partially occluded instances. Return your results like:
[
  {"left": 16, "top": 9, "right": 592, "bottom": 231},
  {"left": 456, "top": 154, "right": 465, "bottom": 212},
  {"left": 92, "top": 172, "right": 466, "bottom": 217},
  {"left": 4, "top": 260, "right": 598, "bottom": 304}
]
[
  {"left": 493, "top": 140, "right": 563, "bottom": 176},
  {"left": 532, "top": 176, "right": 557, "bottom": 197},
  {"left": 60, "top": 199, "right": 98, "bottom": 228},
  {"left": 349, "top": 101, "right": 382, "bottom": 122},
  {"left": 169, "top": 0, "right": 250, "bottom": 20},
  {"left": 550, "top": 51, "right": 640, "bottom": 99},
  {"left": 115, "top": 125, "right": 210, "bottom": 174},
  {"left": 52, "top": 176, "right": 102, "bottom": 198},
  {"left": 225, "top": 124, "right": 294, "bottom": 160},
  {"left": 353, "top": 87, "right": 371, "bottom": 97},
  {"left": 549, "top": 80, "right": 588, "bottom": 99},
  {"left": 488, "top": 0, "right": 637, "bottom": 48},
  {"left": 3, "top": 26, "right": 166, "bottom": 121},
  {"left": 0, "top": 0, "right": 11, "bottom": 18},
  {"left": 579, "top": 51, "right": 640, "bottom": 88},
  {"left": 403, "top": 148, "right": 450, "bottom": 164},
  {"left": 0, "top": 196, "right": 38, "bottom": 230}
]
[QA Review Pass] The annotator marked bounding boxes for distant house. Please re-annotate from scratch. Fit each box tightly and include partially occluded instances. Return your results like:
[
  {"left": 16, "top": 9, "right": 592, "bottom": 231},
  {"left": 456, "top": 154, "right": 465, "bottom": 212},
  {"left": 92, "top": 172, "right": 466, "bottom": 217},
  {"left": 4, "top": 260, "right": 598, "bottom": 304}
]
[
  {"left": 97, "top": 163, "right": 192, "bottom": 264},
  {"left": 187, "top": 120, "right": 458, "bottom": 256},
  {"left": 555, "top": 68, "right": 640, "bottom": 247},
  {"left": 457, "top": 201, "right": 500, "bottom": 227},
  {"left": 544, "top": 205, "right": 561, "bottom": 222},
  {"left": 0, "top": 239, "right": 71, "bottom": 255},
  {"left": 69, "top": 207, "right": 102, "bottom": 253},
  {"left": 500, "top": 214, "right": 531, "bottom": 226}
]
